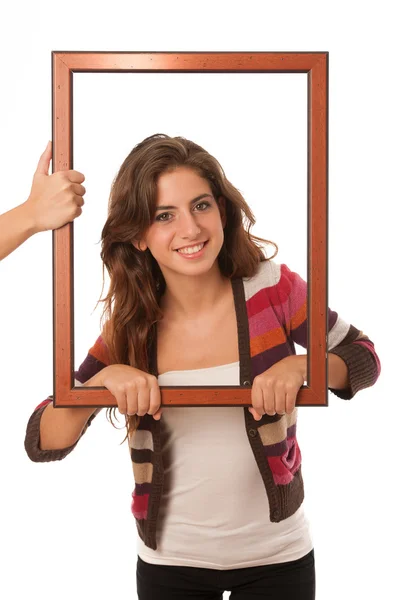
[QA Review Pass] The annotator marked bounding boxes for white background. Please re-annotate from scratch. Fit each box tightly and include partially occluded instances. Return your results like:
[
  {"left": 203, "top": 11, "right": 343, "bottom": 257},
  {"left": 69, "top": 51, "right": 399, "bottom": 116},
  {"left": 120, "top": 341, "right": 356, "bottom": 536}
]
[
  {"left": 72, "top": 71, "right": 307, "bottom": 365},
  {"left": 0, "top": 1, "right": 397, "bottom": 599}
]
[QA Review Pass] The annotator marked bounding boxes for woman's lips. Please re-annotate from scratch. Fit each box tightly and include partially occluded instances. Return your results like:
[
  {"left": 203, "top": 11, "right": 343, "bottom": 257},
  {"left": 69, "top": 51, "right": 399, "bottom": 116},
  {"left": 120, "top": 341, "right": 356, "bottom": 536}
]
[{"left": 175, "top": 240, "right": 209, "bottom": 258}]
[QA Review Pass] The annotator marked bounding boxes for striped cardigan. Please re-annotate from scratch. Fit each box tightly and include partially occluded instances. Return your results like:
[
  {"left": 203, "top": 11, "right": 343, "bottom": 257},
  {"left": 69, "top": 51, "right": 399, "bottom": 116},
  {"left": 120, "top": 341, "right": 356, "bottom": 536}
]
[{"left": 24, "top": 259, "right": 381, "bottom": 550}]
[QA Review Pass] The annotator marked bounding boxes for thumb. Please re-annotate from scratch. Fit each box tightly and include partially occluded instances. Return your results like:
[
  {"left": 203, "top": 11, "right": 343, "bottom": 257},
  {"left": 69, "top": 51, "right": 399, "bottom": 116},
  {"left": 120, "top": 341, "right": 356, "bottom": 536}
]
[
  {"left": 248, "top": 406, "right": 261, "bottom": 420},
  {"left": 35, "top": 141, "right": 52, "bottom": 176},
  {"left": 153, "top": 407, "right": 163, "bottom": 419}
]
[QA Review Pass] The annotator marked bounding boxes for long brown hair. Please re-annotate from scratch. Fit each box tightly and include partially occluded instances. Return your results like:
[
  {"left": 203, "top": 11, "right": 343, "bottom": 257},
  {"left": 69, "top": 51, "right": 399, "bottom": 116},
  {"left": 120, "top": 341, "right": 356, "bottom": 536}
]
[{"left": 95, "top": 133, "right": 278, "bottom": 444}]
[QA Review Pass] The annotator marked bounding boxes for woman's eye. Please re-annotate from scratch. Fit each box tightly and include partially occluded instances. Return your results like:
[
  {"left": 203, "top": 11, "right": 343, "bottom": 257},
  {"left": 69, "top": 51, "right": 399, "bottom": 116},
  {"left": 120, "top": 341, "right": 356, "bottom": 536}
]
[{"left": 156, "top": 201, "right": 210, "bottom": 222}]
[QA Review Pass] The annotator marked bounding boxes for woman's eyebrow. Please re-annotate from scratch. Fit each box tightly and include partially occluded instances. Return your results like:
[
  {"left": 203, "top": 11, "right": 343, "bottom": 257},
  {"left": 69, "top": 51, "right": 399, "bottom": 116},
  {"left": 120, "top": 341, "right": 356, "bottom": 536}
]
[{"left": 155, "top": 193, "right": 213, "bottom": 211}]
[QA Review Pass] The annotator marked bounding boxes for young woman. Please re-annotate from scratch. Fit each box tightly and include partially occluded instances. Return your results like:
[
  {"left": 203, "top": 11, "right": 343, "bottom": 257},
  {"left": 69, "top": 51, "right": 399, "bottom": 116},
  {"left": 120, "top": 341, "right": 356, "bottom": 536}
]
[
  {"left": 25, "top": 133, "right": 381, "bottom": 600},
  {"left": 0, "top": 141, "right": 85, "bottom": 261}
]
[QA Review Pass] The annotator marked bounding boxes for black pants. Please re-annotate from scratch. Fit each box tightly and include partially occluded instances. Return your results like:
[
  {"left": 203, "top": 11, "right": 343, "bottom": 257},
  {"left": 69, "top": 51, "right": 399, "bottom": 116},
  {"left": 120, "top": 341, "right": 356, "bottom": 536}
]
[{"left": 136, "top": 548, "right": 316, "bottom": 599}]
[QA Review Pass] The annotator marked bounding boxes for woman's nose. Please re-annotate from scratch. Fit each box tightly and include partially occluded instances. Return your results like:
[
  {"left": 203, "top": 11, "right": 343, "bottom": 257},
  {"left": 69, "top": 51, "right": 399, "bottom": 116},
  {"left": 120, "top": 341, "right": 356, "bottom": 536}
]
[{"left": 176, "top": 212, "right": 202, "bottom": 236}]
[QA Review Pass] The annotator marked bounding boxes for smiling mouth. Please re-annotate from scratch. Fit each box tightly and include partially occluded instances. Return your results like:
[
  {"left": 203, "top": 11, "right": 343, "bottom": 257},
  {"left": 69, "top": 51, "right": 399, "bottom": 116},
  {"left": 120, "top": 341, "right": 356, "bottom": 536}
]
[{"left": 174, "top": 240, "right": 209, "bottom": 252}]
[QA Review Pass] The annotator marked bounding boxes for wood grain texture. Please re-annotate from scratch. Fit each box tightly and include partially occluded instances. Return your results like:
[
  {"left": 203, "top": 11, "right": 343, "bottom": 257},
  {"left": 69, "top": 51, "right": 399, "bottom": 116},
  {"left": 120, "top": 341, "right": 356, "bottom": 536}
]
[{"left": 52, "top": 51, "right": 328, "bottom": 408}]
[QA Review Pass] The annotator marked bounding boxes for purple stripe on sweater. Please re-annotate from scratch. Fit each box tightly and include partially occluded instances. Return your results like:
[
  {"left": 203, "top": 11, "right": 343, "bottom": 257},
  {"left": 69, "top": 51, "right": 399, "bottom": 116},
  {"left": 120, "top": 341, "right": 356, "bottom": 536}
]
[
  {"left": 329, "top": 309, "right": 339, "bottom": 330},
  {"left": 74, "top": 354, "right": 107, "bottom": 384},
  {"left": 263, "top": 438, "right": 289, "bottom": 457},
  {"left": 134, "top": 482, "right": 152, "bottom": 495},
  {"left": 291, "top": 319, "right": 308, "bottom": 348},
  {"left": 288, "top": 307, "right": 338, "bottom": 349},
  {"left": 262, "top": 428, "right": 297, "bottom": 457},
  {"left": 252, "top": 342, "right": 295, "bottom": 375}
]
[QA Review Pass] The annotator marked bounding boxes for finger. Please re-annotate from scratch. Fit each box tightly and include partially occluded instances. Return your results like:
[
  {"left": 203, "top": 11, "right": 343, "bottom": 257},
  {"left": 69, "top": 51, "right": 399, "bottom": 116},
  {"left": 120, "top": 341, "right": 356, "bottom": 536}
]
[
  {"left": 136, "top": 378, "right": 149, "bottom": 417},
  {"left": 248, "top": 407, "right": 262, "bottom": 421},
  {"left": 274, "top": 381, "right": 286, "bottom": 415},
  {"left": 71, "top": 183, "right": 86, "bottom": 196},
  {"left": 148, "top": 379, "right": 161, "bottom": 417},
  {"left": 126, "top": 382, "right": 138, "bottom": 416},
  {"left": 285, "top": 387, "right": 298, "bottom": 414},
  {"left": 72, "top": 206, "right": 83, "bottom": 220},
  {"left": 35, "top": 141, "right": 52, "bottom": 175},
  {"left": 153, "top": 406, "right": 163, "bottom": 420},
  {"left": 263, "top": 380, "right": 276, "bottom": 416},
  {"left": 73, "top": 194, "right": 85, "bottom": 208},
  {"left": 66, "top": 170, "right": 85, "bottom": 184},
  {"left": 115, "top": 387, "right": 128, "bottom": 415},
  {"left": 251, "top": 378, "right": 264, "bottom": 419}
]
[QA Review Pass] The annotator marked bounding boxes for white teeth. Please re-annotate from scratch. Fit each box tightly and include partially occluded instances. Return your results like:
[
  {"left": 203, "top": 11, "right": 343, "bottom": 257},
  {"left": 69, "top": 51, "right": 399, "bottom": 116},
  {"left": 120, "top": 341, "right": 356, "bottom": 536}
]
[{"left": 177, "top": 242, "right": 205, "bottom": 255}]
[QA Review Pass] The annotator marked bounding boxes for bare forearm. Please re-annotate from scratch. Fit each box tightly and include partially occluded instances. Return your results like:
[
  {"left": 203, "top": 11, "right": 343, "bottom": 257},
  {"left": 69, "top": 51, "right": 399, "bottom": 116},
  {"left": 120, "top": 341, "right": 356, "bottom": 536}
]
[
  {"left": 0, "top": 202, "right": 38, "bottom": 261},
  {"left": 290, "top": 353, "right": 350, "bottom": 390},
  {"left": 327, "top": 353, "right": 350, "bottom": 389},
  {"left": 39, "top": 370, "right": 107, "bottom": 450}
]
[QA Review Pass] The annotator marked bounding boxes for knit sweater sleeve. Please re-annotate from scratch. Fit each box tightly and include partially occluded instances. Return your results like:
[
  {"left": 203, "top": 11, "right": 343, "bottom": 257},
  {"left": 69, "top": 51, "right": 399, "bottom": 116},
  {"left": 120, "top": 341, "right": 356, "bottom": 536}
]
[
  {"left": 24, "top": 333, "right": 110, "bottom": 462},
  {"left": 276, "top": 262, "right": 381, "bottom": 400}
]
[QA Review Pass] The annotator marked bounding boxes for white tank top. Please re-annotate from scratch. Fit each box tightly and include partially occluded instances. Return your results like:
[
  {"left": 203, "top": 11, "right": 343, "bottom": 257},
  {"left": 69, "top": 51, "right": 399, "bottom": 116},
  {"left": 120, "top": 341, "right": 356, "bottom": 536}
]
[{"left": 137, "top": 361, "right": 314, "bottom": 569}]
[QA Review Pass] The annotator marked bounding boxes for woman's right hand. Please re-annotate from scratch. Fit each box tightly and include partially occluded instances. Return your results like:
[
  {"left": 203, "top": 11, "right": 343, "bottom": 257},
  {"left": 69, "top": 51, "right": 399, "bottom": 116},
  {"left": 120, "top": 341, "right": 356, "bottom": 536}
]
[
  {"left": 23, "top": 141, "right": 86, "bottom": 233},
  {"left": 100, "top": 364, "right": 163, "bottom": 420}
]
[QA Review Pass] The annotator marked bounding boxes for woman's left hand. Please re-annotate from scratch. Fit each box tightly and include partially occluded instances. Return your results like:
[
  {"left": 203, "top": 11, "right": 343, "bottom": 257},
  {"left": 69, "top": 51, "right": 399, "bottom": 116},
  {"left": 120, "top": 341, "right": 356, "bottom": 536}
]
[{"left": 248, "top": 356, "right": 306, "bottom": 420}]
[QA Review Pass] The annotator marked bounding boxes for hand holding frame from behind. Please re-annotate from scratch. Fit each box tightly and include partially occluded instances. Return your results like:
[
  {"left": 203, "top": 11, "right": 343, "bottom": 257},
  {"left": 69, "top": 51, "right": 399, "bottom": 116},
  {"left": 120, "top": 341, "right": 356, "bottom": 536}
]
[
  {"left": 0, "top": 141, "right": 87, "bottom": 260},
  {"left": 25, "top": 140, "right": 86, "bottom": 233}
]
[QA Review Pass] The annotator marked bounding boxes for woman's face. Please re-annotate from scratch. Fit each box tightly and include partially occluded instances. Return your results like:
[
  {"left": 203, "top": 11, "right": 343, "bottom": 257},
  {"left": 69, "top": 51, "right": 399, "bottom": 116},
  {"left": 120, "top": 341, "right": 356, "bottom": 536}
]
[{"left": 134, "top": 166, "right": 226, "bottom": 277}]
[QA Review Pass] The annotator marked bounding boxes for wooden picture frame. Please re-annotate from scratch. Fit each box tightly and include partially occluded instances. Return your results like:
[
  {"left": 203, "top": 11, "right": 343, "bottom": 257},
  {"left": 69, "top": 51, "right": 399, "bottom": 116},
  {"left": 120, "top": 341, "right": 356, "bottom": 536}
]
[{"left": 52, "top": 51, "right": 328, "bottom": 408}]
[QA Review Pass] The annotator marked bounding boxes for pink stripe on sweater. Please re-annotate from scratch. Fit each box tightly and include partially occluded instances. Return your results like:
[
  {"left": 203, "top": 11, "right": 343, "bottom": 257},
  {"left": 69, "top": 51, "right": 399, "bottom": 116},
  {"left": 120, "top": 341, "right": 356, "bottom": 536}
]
[
  {"left": 33, "top": 398, "right": 52, "bottom": 412},
  {"left": 249, "top": 306, "right": 285, "bottom": 338},
  {"left": 280, "top": 265, "right": 306, "bottom": 317},
  {"left": 131, "top": 490, "right": 149, "bottom": 520},
  {"left": 354, "top": 340, "right": 381, "bottom": 377}
]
